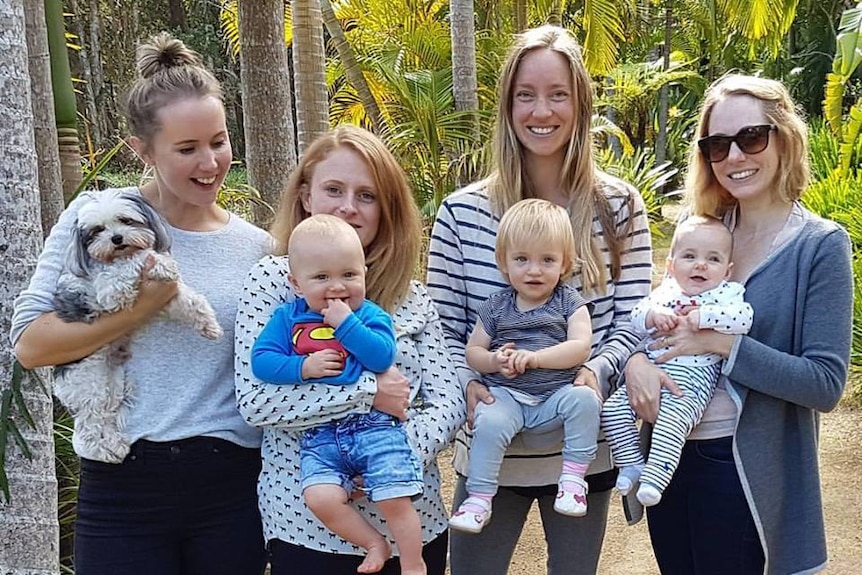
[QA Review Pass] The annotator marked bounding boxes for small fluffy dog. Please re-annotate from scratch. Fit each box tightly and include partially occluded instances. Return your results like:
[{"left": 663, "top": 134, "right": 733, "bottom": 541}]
[{"left": 53, "top": 189, "right": 222, "bottom": 463}]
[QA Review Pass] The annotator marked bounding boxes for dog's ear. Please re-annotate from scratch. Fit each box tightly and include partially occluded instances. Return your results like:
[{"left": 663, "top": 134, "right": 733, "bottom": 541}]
[
  {"left": 66, "top": 224, "right": 92, "bottom": 278},
  {"left": 128, "top": 193, "right": 172, "bottom": 253}
]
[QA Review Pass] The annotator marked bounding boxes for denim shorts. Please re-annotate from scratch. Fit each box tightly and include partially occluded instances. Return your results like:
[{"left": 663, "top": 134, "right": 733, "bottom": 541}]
[{"left": 300, "top": 410, "right": 423, "bottom": 502}]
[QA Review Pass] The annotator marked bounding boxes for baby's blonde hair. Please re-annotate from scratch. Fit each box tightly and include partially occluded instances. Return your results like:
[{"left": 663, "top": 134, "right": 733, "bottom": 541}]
[
  {"left": 288, "top": 214, "right": 364, "bottom": 265},
  {"left": 495, "top": 199, "right": 577, "bottom": 282},
  {"left": 669, "top": 215, "right": 732, "bottom": 257}
]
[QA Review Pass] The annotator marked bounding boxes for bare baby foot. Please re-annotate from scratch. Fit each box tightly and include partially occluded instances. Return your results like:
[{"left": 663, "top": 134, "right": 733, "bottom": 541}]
[{"left": 356, "top": 539, "right": 391, "bottom": 573}]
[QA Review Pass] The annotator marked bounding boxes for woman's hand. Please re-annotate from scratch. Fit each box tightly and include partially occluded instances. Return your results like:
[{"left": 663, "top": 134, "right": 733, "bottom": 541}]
[
  {"left": 132, "top": 256, "right": 180, "bottom": 320},
  {"left": 624, "top": 352, "right": 681, "bottom": 423},
  {"left": 372, "top": 366, "right": 410, "bottom": 421},
  {"left": 651, "top": 320, "right": 734, "bottom": 364},
  {"left": 573, "top": 366, "right": 602, "bottom": 400},
  {"left": 466, "top": 379, "right": 494, "bottom": 429}
]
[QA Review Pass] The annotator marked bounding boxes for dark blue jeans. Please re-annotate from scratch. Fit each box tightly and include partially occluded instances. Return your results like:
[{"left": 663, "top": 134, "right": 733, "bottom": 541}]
[
  {"left": 269, "top": 530, "right": 448, "bottom": 575},
  {"left": 74, "top": 436, "right": 266, "bottom": 575},
  {"left": 646, "top": 436, "right": 765, "bottom": 574}
]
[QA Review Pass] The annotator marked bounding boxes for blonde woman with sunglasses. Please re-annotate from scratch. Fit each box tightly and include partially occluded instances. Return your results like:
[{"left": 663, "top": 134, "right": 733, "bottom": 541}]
[{"left": 624, "top": 74, "right": 852, "bottom": 574}]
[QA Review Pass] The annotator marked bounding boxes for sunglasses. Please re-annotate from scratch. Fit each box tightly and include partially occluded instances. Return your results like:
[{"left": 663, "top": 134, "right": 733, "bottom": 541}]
[{"left": 697, "top": 124, "right": 777, "bottom": 163}]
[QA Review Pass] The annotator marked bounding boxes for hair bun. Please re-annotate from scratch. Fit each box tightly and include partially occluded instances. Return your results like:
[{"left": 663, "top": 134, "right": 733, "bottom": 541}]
[{"left": 136, "top": 32, "right": 203, "bottom": 79}]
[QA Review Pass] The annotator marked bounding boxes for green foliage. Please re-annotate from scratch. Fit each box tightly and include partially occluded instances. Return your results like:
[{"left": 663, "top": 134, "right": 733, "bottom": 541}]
[
  {"left": 823, "top": 2, "right": 862, "bottom": 175},
  {"left": 0, "top": 362, "right": 46, "bottom": 502},
  {"left": 595, "top": 146, "right": 680, "bottom": 238},
  {"left": 53, "top": 403, "right": 77, "bottom": 573},
  {"left": 596, "top": 57, "right": 703, "bottom": 150},
  {"left": 807, "top": 118, "right": 842, "bottom": 182},
  {"left": 803, "top": 122, "right": 862, "bottom": 371}
]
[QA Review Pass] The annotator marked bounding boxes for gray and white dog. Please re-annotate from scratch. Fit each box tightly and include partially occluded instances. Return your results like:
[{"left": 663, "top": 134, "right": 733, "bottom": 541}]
[{"left": 54, "top": 189, "right": 222, "bottom": 463}]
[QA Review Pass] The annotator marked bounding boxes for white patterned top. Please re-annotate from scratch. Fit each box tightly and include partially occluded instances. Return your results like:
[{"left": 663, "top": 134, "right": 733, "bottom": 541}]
[{"left": 234, "top": 254, "right": 465, "bottom": 555}]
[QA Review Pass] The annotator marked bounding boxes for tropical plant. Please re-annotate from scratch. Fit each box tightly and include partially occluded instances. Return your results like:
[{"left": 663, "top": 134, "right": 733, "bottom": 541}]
[
  {"left": 46, "top": 0, "right": 83, "bottom": 202},
  {"left": 595, "top": 146, "right": 680, "bottom": 238},
  {"left": 596, "top": 56, "right": 702, "bottom": 151},
  {"left": 823, "top": 2, "right": 862, "bottom": 177},
  {"left": 53, "top": 404, "right": 77, "bottom": 573},
  {"left": 807, "top": 118, "right": 843, "bottom": 182}
]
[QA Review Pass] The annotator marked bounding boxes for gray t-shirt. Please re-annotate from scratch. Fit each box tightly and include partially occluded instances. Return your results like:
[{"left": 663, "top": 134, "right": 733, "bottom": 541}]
[
  {"left": 10, "top": 187, "right": 273, "bottom": 449},
  {"left": 478, "top": 284, "right": 590, "bottom": 400}
]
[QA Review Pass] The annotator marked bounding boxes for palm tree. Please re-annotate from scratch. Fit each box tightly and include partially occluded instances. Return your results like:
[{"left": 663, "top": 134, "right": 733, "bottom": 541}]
[
  {"left": 0, "top": 1, "right": 60, "bottom": 572},
  {"left": 450, "top": 0, "right": 479, "bottom": 117},
  {"left": 321, "top": 0, "right": 386, "bottom": 134},
  {"left": 25, "top": 0, "right": 64, "bottom": 236},
  {"left": 292, "top": 0, "right": 329, "bottom": 151},
  {"left": 237, "top": 0, "right": 296, "bottom": 226},
  {"left": 45, "top": 0, "right": 82, "bottom": 202}
]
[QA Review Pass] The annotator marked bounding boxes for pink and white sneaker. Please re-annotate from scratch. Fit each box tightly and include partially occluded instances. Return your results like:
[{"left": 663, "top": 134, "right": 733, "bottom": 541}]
[
  {"left": 449, "top": 496, "right": 492, "bottom": 534},
  {"left": 554, "top": 473, "right": 588, "bottom": 517}
]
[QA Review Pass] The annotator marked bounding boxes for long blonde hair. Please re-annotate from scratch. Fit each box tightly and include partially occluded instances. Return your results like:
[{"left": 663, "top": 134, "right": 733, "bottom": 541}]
[
  {"left": 686, "top": 74, "right": 809, "bottom": 218},
  {"left": 486, "top": 25, "right": 632, "bottom": 294},
  {"left": 270, "top": 125, "right": 421, "bottom": 312}
]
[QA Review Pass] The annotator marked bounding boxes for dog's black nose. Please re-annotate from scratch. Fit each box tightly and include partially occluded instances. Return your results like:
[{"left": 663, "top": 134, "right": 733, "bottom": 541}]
[{"left": 111, "top": 234, "right": 124, "bottom": 245}]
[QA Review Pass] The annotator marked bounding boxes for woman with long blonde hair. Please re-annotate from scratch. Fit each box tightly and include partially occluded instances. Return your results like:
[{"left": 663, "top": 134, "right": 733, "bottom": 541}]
[{"left": 428, "top": 25, "right": 652, "bottom": 574}]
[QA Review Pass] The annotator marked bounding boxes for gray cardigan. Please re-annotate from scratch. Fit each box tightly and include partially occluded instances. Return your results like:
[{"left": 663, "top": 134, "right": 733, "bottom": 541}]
[{"left": 723, "top": 210, "right": 852, "bottom": 574}]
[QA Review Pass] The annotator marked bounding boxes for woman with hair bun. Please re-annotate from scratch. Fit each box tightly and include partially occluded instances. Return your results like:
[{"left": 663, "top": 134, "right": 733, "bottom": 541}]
[{"left": 11, "top": 32, "right": 270, "bottom": 574}]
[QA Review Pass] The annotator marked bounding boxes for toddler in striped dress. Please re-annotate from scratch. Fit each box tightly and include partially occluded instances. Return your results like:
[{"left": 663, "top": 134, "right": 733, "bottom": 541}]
[{"left": 601, "top": 215, "right": 753, "bottom": 507}]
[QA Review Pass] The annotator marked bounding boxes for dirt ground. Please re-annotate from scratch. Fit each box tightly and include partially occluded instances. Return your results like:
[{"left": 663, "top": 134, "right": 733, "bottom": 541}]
[{"left": 438, "top": 405, "right": 862, "bottom": 574}]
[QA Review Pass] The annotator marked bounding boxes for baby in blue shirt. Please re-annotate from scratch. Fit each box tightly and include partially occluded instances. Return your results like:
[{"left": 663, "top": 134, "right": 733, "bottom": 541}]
[{"left": 252, "top": 214, "right": 424, "bottom": 575}]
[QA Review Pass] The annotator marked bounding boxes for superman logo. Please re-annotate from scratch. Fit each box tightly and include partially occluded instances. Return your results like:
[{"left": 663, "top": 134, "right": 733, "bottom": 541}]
[{"left": 292, "top": 321, "right": 346, "bottom": 357}]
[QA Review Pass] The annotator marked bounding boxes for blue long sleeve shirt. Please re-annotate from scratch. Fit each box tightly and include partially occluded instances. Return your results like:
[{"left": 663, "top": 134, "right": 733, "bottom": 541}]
[{"left": 251, "top": 297, "right": 395, "bottom": 385}]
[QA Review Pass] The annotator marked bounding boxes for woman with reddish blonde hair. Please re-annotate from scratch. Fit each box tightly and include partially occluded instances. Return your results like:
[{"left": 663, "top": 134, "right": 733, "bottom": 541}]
[{"left": 236, "top": 125, "right": 464, "bottom": 575}]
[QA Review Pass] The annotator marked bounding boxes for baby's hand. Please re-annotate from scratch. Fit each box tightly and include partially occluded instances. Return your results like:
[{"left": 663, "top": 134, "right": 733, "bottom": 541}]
[
  {"left": 680, "top": 309, "right": 701, "bottom": 330},
  {"left": 322, "top": 298, "right": 352, "bottom": 328},
  {"left": 648, "top": 308, "right": 679, "bottom": 332},
  {"left": 493, "top": 343, "right": 517, "bottom": 378},
  {"left": 301, "top": 349, "right": 344, "bottom": 379},
  {"left": 507, "top": 348, "right": 538, "bottom": 375}
]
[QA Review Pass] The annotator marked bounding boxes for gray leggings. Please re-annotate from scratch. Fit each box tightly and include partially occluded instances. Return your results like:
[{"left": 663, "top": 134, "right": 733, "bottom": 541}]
[{"left": 449, "top": 474, "right": 611, "bottom": 575}]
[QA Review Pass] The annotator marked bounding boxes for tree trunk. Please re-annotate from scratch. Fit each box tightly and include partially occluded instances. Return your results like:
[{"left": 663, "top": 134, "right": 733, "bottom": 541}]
[
  {"left": 168, "top": 0, "right": 187, "bottom": 31},
  {"left": 450, "top": 0, "right": 479, "bottom": 185},
  {"left": 450, "top": 0, "right": 478, "bottom": 115},
  {"left": 0, "top": 2, "right": 60, "bottom": 574},
  {"left": 68, "top": 0, "right": 102, "bottom": 152},
  {"left": 45, "top": 0, "right": 82, "bottom": 202},
  {"left": 548, "top": 0, "right": 563, "bottom": 25},
  {"left": 87, "top": 0, "right": 112, "bottom": 148},
  {"left": 320, "top": 0, "right": 386, "bottom": 135},
  {"left": 26, "top": 0, "right": 64, "bottom": 236},
  {"left": 292, "top": 0, "right": 329, "bottom": 152},
  {"left": 655, "top": 0, "right": 672, "bottom": 165},
  {"left": 514, "top": 0, "right": 527, "bottom": 32},
  {"left": 239, "top": 0, "right": 296, "bottom": 227}
]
